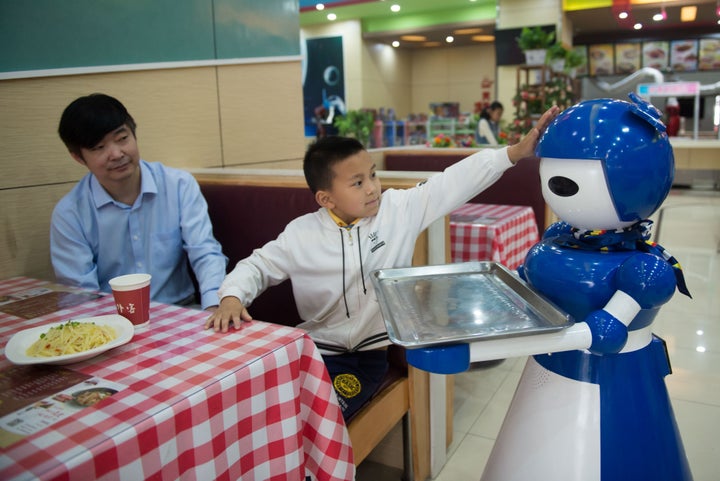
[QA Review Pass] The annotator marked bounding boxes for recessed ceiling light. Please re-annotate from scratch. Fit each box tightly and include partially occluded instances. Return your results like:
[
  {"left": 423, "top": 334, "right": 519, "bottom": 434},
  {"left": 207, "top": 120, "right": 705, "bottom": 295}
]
[
  {"left": 633, "top": 22, "right": 642, "bottom": 29},
  {"left": 392, "top": 40, "right": 400, "bottom": 48},
  {"left": 472, "top": 35, "right": 495, "bottom": 42},
  {"left": 445, "top": 36, "right": 455, "bottom": 43},
  {"left": 327, "top": 13, "right": 336, "bottom": 21},
  {"left": 391, "top": 4, "right": 401, "bottom": 13},
  {"left": 454, "top": 28, "right": 483, "bottom": 35},
  {"left": 315, "top": 3, "right": 324, "bottom": 11},
  {"left": 680, "top": 5, "right": 697, "bottom": 21},
  {"left": 400, "top": 35, "right": 427, "bottom": 42},
  {"left": 618, "top": 11, "right": 629, "bottom": 19}
]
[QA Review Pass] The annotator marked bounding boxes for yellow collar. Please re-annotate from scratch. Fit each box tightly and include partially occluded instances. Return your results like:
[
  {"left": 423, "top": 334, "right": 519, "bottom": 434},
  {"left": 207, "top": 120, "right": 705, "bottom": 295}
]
[{"left": 328, "top": 209, "right": 360, "bottom": 228}]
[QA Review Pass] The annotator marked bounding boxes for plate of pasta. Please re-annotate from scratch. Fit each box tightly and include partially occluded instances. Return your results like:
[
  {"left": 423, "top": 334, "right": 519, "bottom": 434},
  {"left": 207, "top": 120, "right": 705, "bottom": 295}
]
[{"left": 4, "top": 315, "right": 134, "bottom": 365}]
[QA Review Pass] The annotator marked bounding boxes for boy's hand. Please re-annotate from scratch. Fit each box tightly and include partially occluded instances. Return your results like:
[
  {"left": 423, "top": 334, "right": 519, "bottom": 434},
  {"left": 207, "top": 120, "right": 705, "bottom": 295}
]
[
  {"left": 204, "top": 296, "right": 252, "bottom": 332},
  {"left": 507, "top": 106, "right": 559, "bottom": 164}
]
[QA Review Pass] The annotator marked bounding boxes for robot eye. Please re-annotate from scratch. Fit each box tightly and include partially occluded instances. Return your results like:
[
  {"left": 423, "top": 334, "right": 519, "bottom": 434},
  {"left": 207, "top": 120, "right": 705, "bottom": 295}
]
[{"left": 548, "top": 176, "right": 579, "bottom": 197}]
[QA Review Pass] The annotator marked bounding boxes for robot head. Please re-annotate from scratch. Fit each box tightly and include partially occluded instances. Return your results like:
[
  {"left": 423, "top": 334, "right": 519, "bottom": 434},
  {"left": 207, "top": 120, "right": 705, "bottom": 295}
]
[{"left": 536, "top": 93, "right": 674, "bottom": 230}]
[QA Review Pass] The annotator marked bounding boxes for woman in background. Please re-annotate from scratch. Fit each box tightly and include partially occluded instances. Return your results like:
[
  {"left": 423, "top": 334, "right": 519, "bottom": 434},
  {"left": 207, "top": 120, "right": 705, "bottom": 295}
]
[{"left": 477, "top": 101, "right": 504, "bottom": 145}]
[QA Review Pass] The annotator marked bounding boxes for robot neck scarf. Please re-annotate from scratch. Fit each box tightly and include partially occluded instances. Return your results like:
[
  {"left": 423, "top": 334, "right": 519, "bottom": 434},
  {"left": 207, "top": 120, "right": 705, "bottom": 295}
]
[{"left": 555, "top": 220, "right": 691, "bottom": 298}]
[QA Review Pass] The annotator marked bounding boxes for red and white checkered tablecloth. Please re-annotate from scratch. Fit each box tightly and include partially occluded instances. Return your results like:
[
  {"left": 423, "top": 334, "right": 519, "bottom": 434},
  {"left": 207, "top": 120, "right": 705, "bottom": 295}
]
[
  {"left": 450, "top": 203, "right": 540, "bottom": 270},
  {"left": 0, "top": 277, "right": 354, "bottom": 481}
]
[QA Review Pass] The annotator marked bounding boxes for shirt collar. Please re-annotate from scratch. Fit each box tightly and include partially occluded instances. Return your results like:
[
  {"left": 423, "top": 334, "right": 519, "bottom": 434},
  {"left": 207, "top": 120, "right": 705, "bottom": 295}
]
[
  {"left": 90, "top": 160, "right": 157, "bottom": 208},
  {"left": 327, "top": 208, "right": 360, "bottom": 228}
]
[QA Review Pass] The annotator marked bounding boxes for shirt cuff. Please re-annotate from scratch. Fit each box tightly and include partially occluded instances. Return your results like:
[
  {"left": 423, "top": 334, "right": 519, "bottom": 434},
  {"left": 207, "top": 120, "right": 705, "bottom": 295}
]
[{"left": 200, "top": 289, "right": 220, "bottom": 310}]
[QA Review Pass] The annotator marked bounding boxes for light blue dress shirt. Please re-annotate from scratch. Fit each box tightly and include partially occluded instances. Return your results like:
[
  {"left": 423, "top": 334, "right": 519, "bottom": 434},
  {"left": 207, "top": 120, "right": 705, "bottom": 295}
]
[{"left": 50, "top": 161, "right": 227, "bottom": 309}]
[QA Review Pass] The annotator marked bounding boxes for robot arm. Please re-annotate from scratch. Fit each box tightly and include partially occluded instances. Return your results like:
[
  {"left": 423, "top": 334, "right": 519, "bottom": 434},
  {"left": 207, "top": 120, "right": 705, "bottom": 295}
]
[{"left": 585, "top": 253, "right": 677, "bottom": 354}]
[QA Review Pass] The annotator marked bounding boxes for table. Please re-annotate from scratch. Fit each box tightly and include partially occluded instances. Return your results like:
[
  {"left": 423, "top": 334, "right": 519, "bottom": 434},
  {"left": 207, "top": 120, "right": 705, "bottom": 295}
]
[
  {"left": 0, "top": 277, "right": 354, "bottom": 481},
  {"left": 450, "top": 203, "right": 540, "bottom": 270}
]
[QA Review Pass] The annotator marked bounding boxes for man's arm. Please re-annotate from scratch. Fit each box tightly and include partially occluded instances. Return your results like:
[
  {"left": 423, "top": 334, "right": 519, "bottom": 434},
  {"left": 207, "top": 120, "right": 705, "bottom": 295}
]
[
  {"left": 178, "top": 175, "right": 228, "bottom": 310},
  {"left": 50, "top": 203, "right": 100, "bottom": 291}
]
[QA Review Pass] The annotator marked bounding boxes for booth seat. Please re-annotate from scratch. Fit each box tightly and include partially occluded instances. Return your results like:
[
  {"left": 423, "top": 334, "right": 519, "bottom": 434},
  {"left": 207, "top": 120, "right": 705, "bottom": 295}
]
[
  {"left": 194, "top": 170, "right": 442, "bottom": 481},
  {"left": 381, "top": 148, "right": 549, "bottom": 231}
]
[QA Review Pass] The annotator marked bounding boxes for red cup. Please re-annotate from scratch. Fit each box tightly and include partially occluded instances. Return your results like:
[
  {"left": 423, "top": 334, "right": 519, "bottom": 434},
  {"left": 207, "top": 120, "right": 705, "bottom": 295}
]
[{"left": 108, "top": 274, "right": 152, "bottom": 328}]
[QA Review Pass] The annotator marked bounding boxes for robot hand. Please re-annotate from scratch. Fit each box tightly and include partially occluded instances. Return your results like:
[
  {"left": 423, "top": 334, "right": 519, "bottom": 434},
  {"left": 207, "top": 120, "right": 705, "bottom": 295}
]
[{"left": 585, "top": 309, "right": 628, "bottom": 354}]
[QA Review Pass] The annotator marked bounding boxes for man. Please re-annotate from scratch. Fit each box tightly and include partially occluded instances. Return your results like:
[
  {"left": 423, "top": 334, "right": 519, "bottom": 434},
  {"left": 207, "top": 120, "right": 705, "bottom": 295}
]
[{"left": 51, "top": 93, "right": 227, "bottom": 310}]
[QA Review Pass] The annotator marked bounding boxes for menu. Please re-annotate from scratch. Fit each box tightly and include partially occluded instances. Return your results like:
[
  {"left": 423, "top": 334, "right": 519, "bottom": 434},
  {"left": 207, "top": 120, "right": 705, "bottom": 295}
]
[
  {"left": 670, "top": 40, "right": 698, "bottom": 72},
  {"left": 615, "top": 43, "right": 640, "bottom": 74},
  {"left": 0, "top": 365, "right": 124, "bottom": 448},
  {"left": 588, "top": 44, "right": 614, "bottom": 76},
  {"left": 699, "top": 38, "right": 720, "bottom": 71},
  {"left": 0, "top": 285, "right": 101, "bottom": 320},
  {"left": 642, "top": 41, "right": 669, "bottom": 70}
]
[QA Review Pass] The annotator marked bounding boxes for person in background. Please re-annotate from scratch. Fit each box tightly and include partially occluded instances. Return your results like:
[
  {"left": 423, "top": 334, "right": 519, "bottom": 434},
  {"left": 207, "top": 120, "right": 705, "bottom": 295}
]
[
  {"left": 205, "top": 106, "right": 559, "bottom": 420},
  {"left": 477, "top": 101, "right": 504, "bottom": 145},
  {"left": 51, "top": 93, "right": 227, "bottom": 310}
]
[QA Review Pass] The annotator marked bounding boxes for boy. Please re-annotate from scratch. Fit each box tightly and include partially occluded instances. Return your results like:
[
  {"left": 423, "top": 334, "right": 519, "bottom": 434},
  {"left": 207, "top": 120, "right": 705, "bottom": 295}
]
[
  {"left": 51, "top": 93, "right": 227, "bottom": 310},
  {"left": 206, "top": 106, "right": 558, "bottom": 418}
]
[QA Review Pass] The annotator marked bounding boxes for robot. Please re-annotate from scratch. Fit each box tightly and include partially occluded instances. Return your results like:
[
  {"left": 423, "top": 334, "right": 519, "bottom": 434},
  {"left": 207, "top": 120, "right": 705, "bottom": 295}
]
[{"left": 405, "top": 93, "right": 694, "bottom": 481}]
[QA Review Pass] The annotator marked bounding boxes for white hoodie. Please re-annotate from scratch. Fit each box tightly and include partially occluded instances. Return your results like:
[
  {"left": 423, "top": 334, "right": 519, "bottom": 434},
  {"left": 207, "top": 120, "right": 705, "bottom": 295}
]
[{"left": 219, "top": 148, "right": 513, "bottom": 355}]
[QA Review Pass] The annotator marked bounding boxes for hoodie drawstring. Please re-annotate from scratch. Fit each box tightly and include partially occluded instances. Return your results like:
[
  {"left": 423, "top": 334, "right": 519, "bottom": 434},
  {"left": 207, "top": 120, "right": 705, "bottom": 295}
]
[
  {"left": 339, "top": 229, "right": 350, "bottom": 318},
  {"left": 339, "top": 225, "right": 368, "bottom": 319}
]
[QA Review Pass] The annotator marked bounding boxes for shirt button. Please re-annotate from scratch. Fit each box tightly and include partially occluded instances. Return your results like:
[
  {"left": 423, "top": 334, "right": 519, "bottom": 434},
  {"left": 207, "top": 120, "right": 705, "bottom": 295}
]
[
  {"left": 133, "top": 235, "right": 139, "bottom": 241},
  {"left": 137, "top": 262, "right": 142, "bottom": 268}
]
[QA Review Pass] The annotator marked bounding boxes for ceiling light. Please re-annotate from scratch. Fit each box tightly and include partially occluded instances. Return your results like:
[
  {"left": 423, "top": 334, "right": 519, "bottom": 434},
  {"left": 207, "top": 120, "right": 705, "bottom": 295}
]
[
  {"left": 471, "top": 35, "right": 495, "bottom": 42},
  {"left": 391, "top": 4, "right": 401, "bottom": 13},
  {"left": 315, "top": 3, "right": 324, "bottom": 11},
  {"left": 400, "top": 35, "right": 427, "bottom": 42},
  {"left": 445, "top": 36, "right": 455, "bottom": 43},
  {"left": 454, "top": 28, "right": 483, "bottom": 35},
  {"left": 633, "top": 22, "right": 642, "bottom": 29},
  {"left": 680, "top": 6, "right": 697, "bottom": 21},
  {"left": 392, "top": 41, "right": 400, "bottom": 48},
  {"left": 618, "top": 11, "right": 629, "bottom": 19},
  {"left": 327, "top": 13, "right": 336, "bottom": 21}
]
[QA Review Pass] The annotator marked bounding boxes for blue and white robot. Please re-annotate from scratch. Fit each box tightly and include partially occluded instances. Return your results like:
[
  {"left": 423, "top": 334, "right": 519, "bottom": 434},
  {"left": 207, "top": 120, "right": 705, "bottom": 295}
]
[{"left": 405, "top": 93, "right": 694, "bottom": 480}]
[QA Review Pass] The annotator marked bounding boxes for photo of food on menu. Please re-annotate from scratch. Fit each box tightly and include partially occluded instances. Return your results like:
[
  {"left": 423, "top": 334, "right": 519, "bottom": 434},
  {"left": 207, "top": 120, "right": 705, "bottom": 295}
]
[
  {"left": 698, "top": 38, "right": 720, "bottom": 71},
  {"left": 642, "top": 41, "right": 670, "bottom": 70},
  {"left": 588, "top": 44, "right": 614, "bottom": 76},
  {"left": 615, "top": 43, "right": 641, "bottom": 74},
  {"left": 670, "top": 40, "right": 698, "bottom": 72}
]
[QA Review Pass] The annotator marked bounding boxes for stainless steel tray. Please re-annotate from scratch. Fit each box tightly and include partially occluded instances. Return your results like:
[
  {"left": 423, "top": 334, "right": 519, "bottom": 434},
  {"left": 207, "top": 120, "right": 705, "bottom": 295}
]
[{"left": 371, "top": 262, "right": 574, "bottom": 348}]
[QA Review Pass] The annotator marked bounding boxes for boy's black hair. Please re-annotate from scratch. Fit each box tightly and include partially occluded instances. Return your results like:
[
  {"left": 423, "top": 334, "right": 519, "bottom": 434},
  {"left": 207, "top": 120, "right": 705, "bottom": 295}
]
[
  {"left": 303, "top": 136, "right": 365, "bottom": 194},
  {"left": 58, "top": 93, "right": 137, "bottom": 155}
]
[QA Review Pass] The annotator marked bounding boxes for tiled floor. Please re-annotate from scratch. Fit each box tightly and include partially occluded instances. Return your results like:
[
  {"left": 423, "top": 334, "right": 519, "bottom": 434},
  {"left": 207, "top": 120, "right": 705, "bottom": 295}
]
[{"left": 357, "top": 188, "right": 720, "bottom": 481}]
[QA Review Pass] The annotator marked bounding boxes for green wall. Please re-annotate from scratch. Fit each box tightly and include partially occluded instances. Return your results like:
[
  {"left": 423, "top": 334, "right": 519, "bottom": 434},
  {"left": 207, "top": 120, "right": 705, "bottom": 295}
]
[{"left": 0, "top": 0, "right": 300, "bottom": 73}]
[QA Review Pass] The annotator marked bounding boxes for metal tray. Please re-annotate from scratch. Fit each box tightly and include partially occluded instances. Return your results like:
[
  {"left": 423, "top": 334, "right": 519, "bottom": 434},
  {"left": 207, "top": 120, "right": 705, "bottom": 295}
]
[{"left": 371, "top": 262, "right": 574, "bottom": 348}]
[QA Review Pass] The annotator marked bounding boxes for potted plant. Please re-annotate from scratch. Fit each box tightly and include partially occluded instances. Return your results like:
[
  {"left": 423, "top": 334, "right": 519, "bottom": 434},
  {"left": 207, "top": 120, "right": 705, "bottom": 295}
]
[
  {"left": 516, "top": 26, "right": 555, "bottom": 66},
  {"left": 333, "top": 109, "right": 375, "bottom": 147},
  {"left": 546, "top": 42, "right": 568, "bottom": 73},
  {"left": 564, "top": 47, "right": 586, "bottom": 78}
]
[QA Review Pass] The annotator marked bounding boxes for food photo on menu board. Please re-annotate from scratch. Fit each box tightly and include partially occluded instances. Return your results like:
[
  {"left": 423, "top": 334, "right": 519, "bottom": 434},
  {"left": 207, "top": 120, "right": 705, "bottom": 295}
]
[
  {"left": 698, "top": 38, "right": 720, "bottom": 71},
  {"left": 615, "top": 43, "right": 641, "bottom": 74},
  {"left": 588, "top": 44, "right": 614, "bottom": 76},
  {"left": 670, "top": 39, "right": 698, "bottom": 72},
  {"left": 642, "top": 41, "right": 669, "bottom": 70}
]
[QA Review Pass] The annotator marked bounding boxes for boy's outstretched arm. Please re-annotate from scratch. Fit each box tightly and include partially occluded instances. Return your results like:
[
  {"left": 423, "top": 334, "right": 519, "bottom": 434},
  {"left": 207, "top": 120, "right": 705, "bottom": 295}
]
[
  {"left": 205, "top": 296, "right": 253, "bottom": 332},
  {"left": 507, "top": 106, "right": 559, "bottom": 164}
]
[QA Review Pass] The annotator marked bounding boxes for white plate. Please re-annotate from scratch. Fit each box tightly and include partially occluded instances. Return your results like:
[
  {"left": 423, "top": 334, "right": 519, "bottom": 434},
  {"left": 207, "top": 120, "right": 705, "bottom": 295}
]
[{"left": 4, "top": 315, "right": 134, "bottom": 365}]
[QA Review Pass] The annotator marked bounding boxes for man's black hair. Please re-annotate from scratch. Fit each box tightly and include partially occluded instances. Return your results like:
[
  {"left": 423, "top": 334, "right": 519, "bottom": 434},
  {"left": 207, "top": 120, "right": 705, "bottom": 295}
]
[{"left": 58, "top": 93, "right": 137, "bottom": 155}]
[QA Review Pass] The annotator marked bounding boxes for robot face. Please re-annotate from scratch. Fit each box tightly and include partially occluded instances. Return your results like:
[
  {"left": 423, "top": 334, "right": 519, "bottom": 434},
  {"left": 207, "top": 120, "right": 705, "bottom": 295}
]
[{"left": 540, "top": 158, "right": 636, "bottom": 231}]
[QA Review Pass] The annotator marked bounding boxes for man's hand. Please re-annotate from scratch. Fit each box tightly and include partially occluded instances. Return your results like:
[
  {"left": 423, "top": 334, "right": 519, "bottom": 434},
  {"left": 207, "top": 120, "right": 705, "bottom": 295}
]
[
  {"left": 507, "top": 106, "right": 560, "bottom": 164},
  {"left": 204, "top": 296, "right": 252, "bottom": 332}
]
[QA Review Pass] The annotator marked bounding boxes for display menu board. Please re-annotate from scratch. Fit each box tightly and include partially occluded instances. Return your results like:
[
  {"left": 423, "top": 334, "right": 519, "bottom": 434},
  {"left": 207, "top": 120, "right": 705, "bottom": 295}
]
[
  {"left": 698, "top": 38, "right": 720, "bottom": 71},
  {"left": 670, "top": 40, "right": 699, "bottom": 72},
  {"left": 642, "top": 41, "right": 670, "bottom": 70},
  {"left": 615, "top": 43, "right": 641, "bottom": 74},
  {"left": 588, "top": 44, "right": 614, "bottom": 76}
]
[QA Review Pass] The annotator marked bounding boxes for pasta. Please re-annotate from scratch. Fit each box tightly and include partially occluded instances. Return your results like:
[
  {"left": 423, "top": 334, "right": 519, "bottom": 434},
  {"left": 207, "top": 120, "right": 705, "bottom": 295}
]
[{"left": 26, "top": 321, "right": 117, "bottom": 357}]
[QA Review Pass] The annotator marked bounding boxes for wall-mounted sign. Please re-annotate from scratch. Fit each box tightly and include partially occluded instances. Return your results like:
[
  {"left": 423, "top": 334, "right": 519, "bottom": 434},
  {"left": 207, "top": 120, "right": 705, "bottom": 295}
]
[{"left": 636, "top": 82, "right": 701, "bottom": 97}]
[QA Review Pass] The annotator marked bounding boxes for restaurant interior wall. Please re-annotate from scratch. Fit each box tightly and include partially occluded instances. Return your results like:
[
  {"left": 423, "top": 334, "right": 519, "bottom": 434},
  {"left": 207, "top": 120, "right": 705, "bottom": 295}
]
[{"left": 0, "top": 1, "right": 307, "bottom": 281}]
